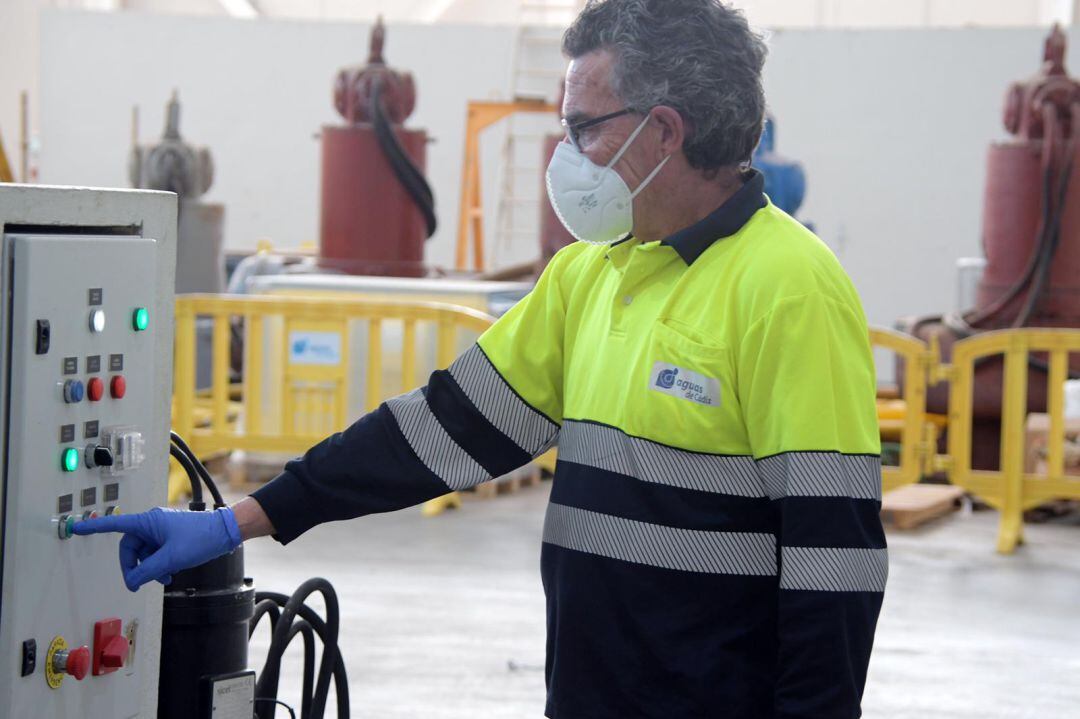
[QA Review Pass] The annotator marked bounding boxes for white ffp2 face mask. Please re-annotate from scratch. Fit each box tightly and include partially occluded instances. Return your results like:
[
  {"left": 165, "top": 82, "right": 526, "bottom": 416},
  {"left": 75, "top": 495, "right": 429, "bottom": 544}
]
[{"left": 545, "top": 115, "right": 671, "bottom": 245}]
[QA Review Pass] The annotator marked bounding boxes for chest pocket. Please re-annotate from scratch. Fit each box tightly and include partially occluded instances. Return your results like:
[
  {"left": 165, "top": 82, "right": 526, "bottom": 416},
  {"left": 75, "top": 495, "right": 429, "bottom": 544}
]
[{"left": 637, "top": 319, "right": 745, "bottom": 452}]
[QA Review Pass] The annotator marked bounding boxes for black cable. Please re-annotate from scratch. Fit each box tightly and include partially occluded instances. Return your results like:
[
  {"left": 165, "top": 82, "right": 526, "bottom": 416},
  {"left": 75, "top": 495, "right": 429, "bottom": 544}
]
[
  {"left": 371, "top": 78, "right": 437, "bottom": 239},
  {"left": 170, "top": 431, "right": 227, "bottom": 508},
  {"left": 169, "top": 444, "right": 205, "bottom": 512},
  {"left": 251, "top": 599, "right": 282, "bottom": 639},
  {"left": 256, "top": 592, "right": 350, "bottom": 719},
  {"left": 251, "top": 586, "right": 350, "bottom": 719},
  {"left": 255, "top": 698, "right": 298, "bottom": 719}
]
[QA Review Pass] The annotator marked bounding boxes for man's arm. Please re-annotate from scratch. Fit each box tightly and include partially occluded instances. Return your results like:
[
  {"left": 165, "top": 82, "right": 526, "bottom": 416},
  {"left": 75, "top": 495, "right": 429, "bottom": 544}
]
[
  {"left": 738, "top": 292, "right": 886, "bottom": 719},
  {"left": 233, "top": 496, "right": 275, "bottom": 540}
]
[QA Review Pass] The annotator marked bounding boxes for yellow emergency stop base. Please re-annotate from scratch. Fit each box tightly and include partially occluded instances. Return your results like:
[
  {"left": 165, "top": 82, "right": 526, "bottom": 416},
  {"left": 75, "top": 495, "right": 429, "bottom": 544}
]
[{"left": 45, "top": 636, "right": 66, "bottom": 690}]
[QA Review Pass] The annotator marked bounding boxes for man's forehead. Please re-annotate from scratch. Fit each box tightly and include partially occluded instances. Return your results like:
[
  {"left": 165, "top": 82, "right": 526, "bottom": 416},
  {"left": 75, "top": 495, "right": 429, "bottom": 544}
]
[{"left": 563, "top": 50, "right": 619, "bottom": 120}]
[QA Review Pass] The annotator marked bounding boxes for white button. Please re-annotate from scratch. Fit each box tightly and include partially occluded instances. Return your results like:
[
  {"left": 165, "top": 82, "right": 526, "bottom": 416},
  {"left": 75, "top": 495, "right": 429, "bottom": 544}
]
[
  {"left": 623, "top": 295, "right": 633, "bottom": 306},
  {"left": 89, "top": 310, "right": 106, "bottom": 333}
]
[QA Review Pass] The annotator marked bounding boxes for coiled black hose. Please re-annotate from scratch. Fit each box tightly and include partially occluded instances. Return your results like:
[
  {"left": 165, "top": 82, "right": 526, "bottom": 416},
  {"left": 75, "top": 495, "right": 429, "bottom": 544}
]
[
  {"left": 249, "top": 581, "right": 350, "bottom": 719},
  {"left": 371, "top": 78, "right": 437, "bottom": 239}
]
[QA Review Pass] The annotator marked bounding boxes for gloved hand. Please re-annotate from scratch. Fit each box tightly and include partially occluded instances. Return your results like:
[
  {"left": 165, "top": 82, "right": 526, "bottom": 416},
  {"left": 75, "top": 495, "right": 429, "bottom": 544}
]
[{"left": 73, "top": 507, "right": 243, "bottom": 592}]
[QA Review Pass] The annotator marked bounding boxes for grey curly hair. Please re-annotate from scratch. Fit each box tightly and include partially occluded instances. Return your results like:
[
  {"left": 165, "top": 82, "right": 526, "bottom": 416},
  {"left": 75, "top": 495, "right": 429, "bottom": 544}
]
[{"left": 563, "top": 0, "right": 768, "bottom": 172}]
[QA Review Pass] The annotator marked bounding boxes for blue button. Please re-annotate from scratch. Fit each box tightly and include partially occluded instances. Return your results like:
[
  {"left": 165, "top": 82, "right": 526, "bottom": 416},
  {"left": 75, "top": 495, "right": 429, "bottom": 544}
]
[{"left": 63, "top": 380, "right": 84, "bottom": 404}]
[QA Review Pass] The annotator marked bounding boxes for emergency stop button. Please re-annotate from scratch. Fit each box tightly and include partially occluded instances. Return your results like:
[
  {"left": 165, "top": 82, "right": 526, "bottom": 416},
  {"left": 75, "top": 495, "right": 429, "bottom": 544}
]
[
  {"left": 110, "top": 375, "right": 126, "bottom": 399},
  {"left": 87, "top": 377, "right": 104, "bottom": 402}
]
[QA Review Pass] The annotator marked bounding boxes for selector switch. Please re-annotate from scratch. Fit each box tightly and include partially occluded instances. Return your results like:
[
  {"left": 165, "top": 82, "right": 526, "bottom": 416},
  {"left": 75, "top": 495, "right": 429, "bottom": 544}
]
[
  {"left": 110, "top": 375, "right": 126, "bottom": 399},
  {"left": 87, "top": 377, "right": 104, "bottom": 402},
  {"left": 85, "top": 444, "right": 114, "bottom": 469},
  {"left": 63, "top": 380, "right": 84, "bottom": 404},
  {"left": 92, "top": 619, "right": 127, "bottom": 676}
]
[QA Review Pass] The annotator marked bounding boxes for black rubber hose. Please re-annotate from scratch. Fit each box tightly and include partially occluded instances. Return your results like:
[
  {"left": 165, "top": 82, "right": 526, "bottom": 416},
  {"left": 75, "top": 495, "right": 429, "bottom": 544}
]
[
  {"left": 251, "top": 599, "right": 282, "bottom": 639},
  {"left": 170, "top": 431, "right": 226, "bottom": 508},
  {"left": 254, "top": 579, "right": 342, "bottom": 719},
  {"left": 254, "top": 590, "right": 350, "bottom": 719},
  {"left": 371, "top": 79, "right": 437, "bottom": 239},
  {"left": 169, "top": 444, "right": 205, "bottom": 511}
]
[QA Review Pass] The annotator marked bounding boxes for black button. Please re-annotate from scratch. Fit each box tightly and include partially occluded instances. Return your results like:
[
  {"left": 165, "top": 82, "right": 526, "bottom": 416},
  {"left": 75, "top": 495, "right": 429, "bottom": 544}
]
[{"left": 35, "top": 320, "right": 50, "bottom": 355}]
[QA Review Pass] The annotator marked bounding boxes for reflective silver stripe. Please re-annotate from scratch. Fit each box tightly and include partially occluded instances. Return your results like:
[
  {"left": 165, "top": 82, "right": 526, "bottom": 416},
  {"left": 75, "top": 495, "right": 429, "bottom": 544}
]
[
  {"left": 448, "top": 345, "right": 559, "bottom": 455},
  {"left": 557, "top": 420, "right": 763, "bottom": 497},
  {"left": 756, "top": 452, "right": 882, "bottom": 501},
  {"left": 780, "top": 546, "right": 888, "bottom": 592},
  {"left": 542, "top": 503, "right": 777, "bottom": 576},
  {"left": 386, "top": 389, "right": 489, "bottom": 490}
]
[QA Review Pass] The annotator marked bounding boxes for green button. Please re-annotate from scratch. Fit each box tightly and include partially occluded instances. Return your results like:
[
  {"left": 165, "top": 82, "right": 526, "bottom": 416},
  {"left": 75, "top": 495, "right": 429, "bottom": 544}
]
[
  {"left": 132, "top": 308, "right": 149, "bottom": 332},
  {"left": 61, "top": 448, "right": 80, "bottom": 473},
  {"left": 65, "top": 516, "right": 76, "bottom": 536}
]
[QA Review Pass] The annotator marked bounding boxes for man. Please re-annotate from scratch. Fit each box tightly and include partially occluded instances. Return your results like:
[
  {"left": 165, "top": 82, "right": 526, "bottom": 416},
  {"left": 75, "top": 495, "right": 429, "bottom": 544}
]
[{"left": 77, "top": 1, "right": 886, "bottom": 716}]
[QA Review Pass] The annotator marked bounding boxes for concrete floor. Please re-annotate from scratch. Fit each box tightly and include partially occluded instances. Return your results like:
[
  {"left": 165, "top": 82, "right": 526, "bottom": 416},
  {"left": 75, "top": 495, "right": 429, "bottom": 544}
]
[{"left": 238, "top": 484, "right": 1080, "bottom": 718}]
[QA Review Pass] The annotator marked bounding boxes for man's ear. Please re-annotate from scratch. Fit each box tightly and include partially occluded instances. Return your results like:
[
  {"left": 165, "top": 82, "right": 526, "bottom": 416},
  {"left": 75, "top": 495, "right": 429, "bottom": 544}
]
[{"left": 649, "top": 106, "right": 685, "bottom": 158}]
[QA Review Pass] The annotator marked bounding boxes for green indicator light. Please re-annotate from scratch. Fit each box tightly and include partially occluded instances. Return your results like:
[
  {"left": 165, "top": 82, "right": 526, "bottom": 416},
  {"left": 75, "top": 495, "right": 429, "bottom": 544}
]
[
  {"left": 62, "top": 448, "right": 80, "bottom": 473},
  {"left": 133, "top": 308, "right": 149, "bottom": 332}
]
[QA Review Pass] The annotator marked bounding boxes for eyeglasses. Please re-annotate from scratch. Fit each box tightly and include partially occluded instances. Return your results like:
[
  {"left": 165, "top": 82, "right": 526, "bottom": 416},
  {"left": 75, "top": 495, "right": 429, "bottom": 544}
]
[{"left": 561, "top": 108, "right": 634, "bottom": 151}]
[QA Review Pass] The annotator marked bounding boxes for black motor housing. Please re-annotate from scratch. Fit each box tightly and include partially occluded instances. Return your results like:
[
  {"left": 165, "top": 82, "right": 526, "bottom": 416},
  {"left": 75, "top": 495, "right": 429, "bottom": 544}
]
[{"left": 158, "top": 547, "right": 255, "bottom": 718}]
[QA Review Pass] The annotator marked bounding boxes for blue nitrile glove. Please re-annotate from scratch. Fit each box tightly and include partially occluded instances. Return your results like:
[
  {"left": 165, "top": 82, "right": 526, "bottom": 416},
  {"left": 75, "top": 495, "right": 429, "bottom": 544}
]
[{"left": 73, "top": 507, "right": 242, "bottom": 592}]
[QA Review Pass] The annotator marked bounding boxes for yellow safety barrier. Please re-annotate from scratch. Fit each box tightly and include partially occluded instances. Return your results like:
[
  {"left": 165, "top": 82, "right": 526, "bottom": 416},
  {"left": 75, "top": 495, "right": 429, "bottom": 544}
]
[
  {"left": 173, "top": 294, "right": 497, "bottom": 514},
  {"left": 943, "top": 328, "right": 1080, "bottom": 554},
  {"left": 869, "top": 327, "right": 941, "bottom": 492},
  {"left": 170, "top": 296, "right": 1080, "bottom": 549}
]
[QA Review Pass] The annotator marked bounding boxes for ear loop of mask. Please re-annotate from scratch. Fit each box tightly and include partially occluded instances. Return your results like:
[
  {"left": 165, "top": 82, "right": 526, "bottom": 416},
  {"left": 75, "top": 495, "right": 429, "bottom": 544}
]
[{"left": 604, "top": 113, "right": 672, "bottom": 200}]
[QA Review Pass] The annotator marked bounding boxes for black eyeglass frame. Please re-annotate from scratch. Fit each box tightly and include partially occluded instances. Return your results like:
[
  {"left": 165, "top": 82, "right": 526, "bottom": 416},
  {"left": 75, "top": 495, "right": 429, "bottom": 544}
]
[{"left": 561, "top": 108, "right": 635, "bottom": 151}]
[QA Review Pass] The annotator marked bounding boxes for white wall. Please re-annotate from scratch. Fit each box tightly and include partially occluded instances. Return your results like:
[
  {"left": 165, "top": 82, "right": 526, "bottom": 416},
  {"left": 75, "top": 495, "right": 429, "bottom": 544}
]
[
  {"left": 760, "top": 27, "right": 1076, "bottom": 327},
  {"left": 38, "top": 9, "right": 522, "bottom": 268},
  {"left": 35, "top": 10, "right": 1078, "bottom": 330}
]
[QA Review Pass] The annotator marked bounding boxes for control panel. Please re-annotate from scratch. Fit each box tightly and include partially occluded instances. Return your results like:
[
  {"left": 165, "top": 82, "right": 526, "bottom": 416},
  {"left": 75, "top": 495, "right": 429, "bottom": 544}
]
[{"left": 0, "top": 187, "right": 176, "bottom": 718}]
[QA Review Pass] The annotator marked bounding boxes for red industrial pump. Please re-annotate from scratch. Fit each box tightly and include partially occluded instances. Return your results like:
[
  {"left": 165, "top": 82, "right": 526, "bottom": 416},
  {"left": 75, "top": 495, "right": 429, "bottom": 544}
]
[
  {"left": 319, "top": 17, "right": 436, "bottom": 277},
  {"left": 901, "top": 26, "right": 1080, "bottom": 469}
]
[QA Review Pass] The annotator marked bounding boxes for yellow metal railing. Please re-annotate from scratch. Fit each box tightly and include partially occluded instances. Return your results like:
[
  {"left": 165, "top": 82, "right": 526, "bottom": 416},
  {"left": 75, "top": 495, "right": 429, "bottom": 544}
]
[
  {"left": 869, "top": 327, "right": 940, "bottom": 492},
  {"left": 174, "top": 293, "right": 495, "bottom": 459},
  {"left": 944, "top": 328, "right": 1080, "bottom": 553},
  {"left": 170, "top": 297, "right": 1080, "bottom": 549}
]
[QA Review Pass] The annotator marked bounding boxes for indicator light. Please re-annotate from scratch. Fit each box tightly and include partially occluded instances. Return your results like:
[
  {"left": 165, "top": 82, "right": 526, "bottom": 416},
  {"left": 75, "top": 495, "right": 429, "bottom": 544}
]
[
  {"left": 132, "top": 308, "right": 149, "bottom": 332},
  {"left": 62, "top": 448, "right": 80, "bottom": 473},
  {"left": 89, "top": 310, "right": 106, "bottom": 333}
]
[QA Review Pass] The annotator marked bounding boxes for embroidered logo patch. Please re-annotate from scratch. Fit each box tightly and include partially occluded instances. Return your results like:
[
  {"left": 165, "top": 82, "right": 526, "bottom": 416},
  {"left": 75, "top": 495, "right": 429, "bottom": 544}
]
[{"left": 650, "top": 362, "right": 721, "bottom": 407}]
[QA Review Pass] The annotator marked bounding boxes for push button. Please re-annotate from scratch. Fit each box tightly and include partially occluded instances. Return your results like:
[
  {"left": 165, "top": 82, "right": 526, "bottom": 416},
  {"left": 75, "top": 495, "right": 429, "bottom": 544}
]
[
  {"left": 87, "top": 377, "right": 104, "bottom": 402},
  {"left": 110, "top": 376, "right": 126, "bottom": 399},
  {"left": 63, "top": 380, "right": 84, "bottom": 404}
]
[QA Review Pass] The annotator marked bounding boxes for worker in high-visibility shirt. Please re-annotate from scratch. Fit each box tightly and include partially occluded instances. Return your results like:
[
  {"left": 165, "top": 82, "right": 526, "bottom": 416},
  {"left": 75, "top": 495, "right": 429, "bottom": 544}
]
[{"left": 77, "top": 1, "right": 886, "bottom": 716}]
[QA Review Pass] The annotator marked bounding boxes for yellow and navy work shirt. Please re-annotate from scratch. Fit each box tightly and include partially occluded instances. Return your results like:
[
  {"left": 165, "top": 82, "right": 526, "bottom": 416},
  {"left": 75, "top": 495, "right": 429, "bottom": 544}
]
[{"left": 253, "top": 170, "right": 887, "bottom": 719}]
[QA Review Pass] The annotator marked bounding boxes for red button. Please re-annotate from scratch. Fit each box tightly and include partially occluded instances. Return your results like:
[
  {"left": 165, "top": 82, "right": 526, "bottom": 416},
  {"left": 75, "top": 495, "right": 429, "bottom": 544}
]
[
  {"left": 110, "top": 375, "right": 126, "bottom": 399},
  {"left": 65, "top": 646, "right": 90, "bottom": 681},
  {"left": 87, "top": 377, "right": 104, "bottom": 402}
]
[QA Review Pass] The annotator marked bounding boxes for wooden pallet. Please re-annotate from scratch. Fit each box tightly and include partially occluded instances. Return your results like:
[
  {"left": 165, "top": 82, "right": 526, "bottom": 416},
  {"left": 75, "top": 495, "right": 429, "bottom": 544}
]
[
  {"left": 881, "top": 484, "right": 965, "bottom": 530},
  {"left": 469, "top": 463, "right": 543, "bottom": 499}
]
